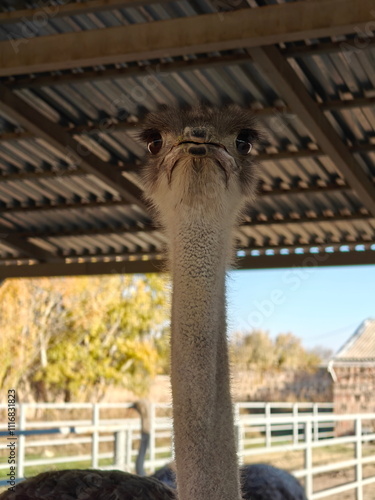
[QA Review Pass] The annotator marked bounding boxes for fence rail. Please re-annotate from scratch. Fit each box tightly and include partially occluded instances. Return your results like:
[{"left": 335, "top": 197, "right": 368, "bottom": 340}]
[{"left": 1, "top": 402, "right": 374, "bottom": 499}]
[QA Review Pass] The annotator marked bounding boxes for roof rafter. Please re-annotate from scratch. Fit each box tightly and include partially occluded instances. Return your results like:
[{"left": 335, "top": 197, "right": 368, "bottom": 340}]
[
  {"left": 0, "top": 257, "right": 162, "bottom": 279},
  {"left": 1, "top": 246, "right": 375, "bottom": 279},
  {"left": 0, "top": 230, "right": 55, "bottom": 260},
  {"left": 4, "top": 238, "right": 374, "bottom": 267},
  {"left": 4, "top": 54, "right": 251, "bottom": 89},
  {"left": 0, "top": 83, "right": 148, "bottom": 212},
  {"left": 11, "top": 210, "right": 373, "bottom": 239},
  {"left": 282, "top": 38, "right": 375, "bottom": 58},
  {"left": 0, "top": 181, "right": 351, "bottom": 214},
  {"left": 0, "top": 0, "right": 373, "bottom": 76},
  {"left": 248, "top": 46, "right": 375, "bottom": 218},
  {"left": 2, "top": 98, "right": 375, "bottom": 153}
]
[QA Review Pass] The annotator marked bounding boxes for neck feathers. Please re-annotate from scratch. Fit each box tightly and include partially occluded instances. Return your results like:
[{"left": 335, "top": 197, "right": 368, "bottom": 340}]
[{"left": 169, "top": 221, "right": 241, "bottom": 500}]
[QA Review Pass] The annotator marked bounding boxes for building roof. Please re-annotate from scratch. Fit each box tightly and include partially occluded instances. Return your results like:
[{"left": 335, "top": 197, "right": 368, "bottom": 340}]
[
  {"left": 0, "top": 0, "right": 375, "bottom": 278},
  {"left": 333, "top": 318, "right": 375, "bottom": 363}
]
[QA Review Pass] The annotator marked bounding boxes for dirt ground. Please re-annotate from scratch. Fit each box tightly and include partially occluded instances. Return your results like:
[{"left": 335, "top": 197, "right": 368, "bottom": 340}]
[
  {"left": 243, "top": 443, "right": 375, "bottom": 500},
  {"left": 313, "top": 465, "right": 375, "bottom": 500}
]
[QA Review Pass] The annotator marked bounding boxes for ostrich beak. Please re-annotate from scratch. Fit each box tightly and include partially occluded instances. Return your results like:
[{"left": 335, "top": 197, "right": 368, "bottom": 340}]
[{"left": 169, "top": 140, "right": 232, "bottom": 187}]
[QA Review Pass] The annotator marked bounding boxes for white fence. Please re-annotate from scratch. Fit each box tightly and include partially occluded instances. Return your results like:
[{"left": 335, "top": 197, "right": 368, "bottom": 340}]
[{"left": 1, "top": 402, "right": 374, "bottom": 499}]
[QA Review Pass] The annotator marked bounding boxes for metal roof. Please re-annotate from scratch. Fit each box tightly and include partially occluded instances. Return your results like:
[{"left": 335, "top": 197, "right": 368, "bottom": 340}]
[
  {"left": 332, "top": 318, "right": 375, "bottom": 363},
  {"left": 0, "top": 0, "right": 375, "bottom": 277}
]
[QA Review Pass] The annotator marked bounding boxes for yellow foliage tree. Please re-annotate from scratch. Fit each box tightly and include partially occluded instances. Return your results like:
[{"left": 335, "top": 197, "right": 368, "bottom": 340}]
[{"left": 0, "top": 275, "right": 170, "bottom": 402}]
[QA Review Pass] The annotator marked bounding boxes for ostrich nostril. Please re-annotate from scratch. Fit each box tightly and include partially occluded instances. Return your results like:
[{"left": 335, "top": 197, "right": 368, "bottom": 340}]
[{"left": 191, "top": 128, "right": 206, "bottom": 139}]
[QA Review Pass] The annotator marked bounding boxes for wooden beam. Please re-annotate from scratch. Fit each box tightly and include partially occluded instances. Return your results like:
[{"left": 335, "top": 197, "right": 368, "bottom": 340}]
[
  {"left": 0, "top": 0, "right": 373, "bottom": 76},
  {"left": 0, "top": 231, "right": 54, "bottom": 260},
  {"left": 5, "top": 54, "right": 251, "bottom": 89},
  {"left": 237, "top": 248, "right": 375, "bottom": 270},
  {"left": 0, "top": 181, "right": 351, "bottom": 214},
  {"left": 1, "top": 247, "right": 374, "bottom": 278},
  {"left": 4, "top": 237, "right": 372, "bottom": 264},
  {"left": 0, "top": 257, "right": 163, "bottom": 278},
  {"left": 11, "top": 211, "right": 372, "bottom": 239},
  {"left": 0, "top": 0, "right": 159, "bottom": 25},
  {"left": 248, "top": 46, "right": 375, "bottom": 218},
  {"left": 0, "top": 84, "right": 148, "bottom": 212},
  {"left": 282, "top": 37, "right": 375, "bottom": 58},
  {"left": 321, "top": 96, "right": 375, "bottom": 112},
  {"left": 0, "top": 197, "right": 127, "bottom": 214},
  {"left": 3, "top": 93, "right": 375, "bottom": 150}
]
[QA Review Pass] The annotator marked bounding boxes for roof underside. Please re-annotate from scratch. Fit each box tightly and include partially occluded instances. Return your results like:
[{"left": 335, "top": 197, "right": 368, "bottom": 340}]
[{"left": 0, "top": 0, "right": 375, "bottom": 277}]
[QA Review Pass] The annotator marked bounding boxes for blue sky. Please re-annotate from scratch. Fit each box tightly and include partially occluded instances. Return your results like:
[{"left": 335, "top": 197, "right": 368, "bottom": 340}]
[{"left": 227, "top": 264, "right": 375, "bottom": 354}]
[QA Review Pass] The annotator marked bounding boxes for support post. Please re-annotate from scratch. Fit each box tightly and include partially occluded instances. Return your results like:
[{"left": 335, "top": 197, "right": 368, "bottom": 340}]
[
  {"left": 304, "top": 420, "right": 313, "bottom": 499},
  {"left": 313, "top": 403, "right": 319, "bottom": 441},
  {"left": 114, "top": 430, "right": 126, "bottom": 470},
  {"left": 126, "top": 429, "right": 133, "bottom": 472},
  {"left": 355, "top": 418, "right": 363, "bottom": 500},
  {"left": 293, "top": 403, "right": 299, "bottom": 445},
  {"left": 91, "top": 403, "right": 99, "bottom": 468},
  {"left": 265, "top": 403, "right": 271, "bottom": 448},
  {"left": 234, "top": 404, "right": 243, "bottom": 464}
]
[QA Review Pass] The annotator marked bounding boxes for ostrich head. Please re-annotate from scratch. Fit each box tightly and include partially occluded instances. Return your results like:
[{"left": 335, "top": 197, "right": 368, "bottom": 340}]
[
  {"left": 139, "top": 104, "right": 261, "bottom": 229},
  {"left": 139, "top": 105, "right": 262, "bottom": 500}
]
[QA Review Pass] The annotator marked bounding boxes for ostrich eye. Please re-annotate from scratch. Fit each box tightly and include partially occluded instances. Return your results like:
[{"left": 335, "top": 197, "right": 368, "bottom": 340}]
[
  {"left": 235, "top": 130, "right": 253, "bottom": 155},
  {"left": 147, "top": 132, "right": 163, "bottom": 154}
]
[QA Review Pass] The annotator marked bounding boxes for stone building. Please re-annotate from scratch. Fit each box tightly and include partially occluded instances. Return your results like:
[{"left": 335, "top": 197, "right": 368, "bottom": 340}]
[{"left": 328, "top": 318, "right": 375, "bottom": 435}]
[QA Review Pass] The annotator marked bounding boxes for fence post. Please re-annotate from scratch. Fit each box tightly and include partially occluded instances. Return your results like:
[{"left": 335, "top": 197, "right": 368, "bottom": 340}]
[
  {"left": 355, "top": 418, "right": 363, "bottom": 500},
  {"left": 16, "top": 404, "right": 26, "bottom": 479},
  {"left": 149, "top": 404, "right": 155, "bottom": 469},
  {"left": 91, "top": 403, "right": 99, "bottom": 468},
  {"left": 265, "top": 403, "right": 271, "bottom": 448},
  {"left": 114, "top": 430, "right": 126, "bottom": 470},
  {"left": 304, "top": 420, "right": 313, "bottom": 499},
  {"left": 234, "top": 404, "right": 243, "bottom": 464},
  {"left": 313, "top": 403, "right": 319, "bottom": 441},
  {"left": 126, "top": 429, "right": 133, "bottom": 472},
  {"left": 293, "top": 403, "right": 299, "bottom": 445}
]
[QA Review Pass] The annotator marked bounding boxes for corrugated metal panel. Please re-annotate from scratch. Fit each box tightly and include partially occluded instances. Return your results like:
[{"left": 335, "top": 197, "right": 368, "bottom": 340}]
[
  {"left": 0, "top": 1, "right": 374, "bottom": 269},
  {"left": 0, "top": 0, "right": 206, "bottom": 43}
]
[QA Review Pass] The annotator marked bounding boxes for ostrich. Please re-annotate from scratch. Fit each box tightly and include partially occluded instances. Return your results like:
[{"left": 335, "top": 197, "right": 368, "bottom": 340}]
[
  {"left": 1, "top": 104, "right": 264, "bottom": 500},
  {"left": 0, "top": 470, "right": 174, "bottom": 499},
  {"left": 131, "top": 399, "right": 151, "bottom": 477},
  {"left": 139, "top": 103, "right": 261, "bottom": 500}
]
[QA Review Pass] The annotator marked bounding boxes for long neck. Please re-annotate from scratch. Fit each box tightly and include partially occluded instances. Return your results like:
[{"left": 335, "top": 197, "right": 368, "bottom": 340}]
[
  {"left": 135, "top": 432, "right": 150, "bottom": 476},
  {"left": 169, "top": 218, "right": 241, "bottom": 500}
]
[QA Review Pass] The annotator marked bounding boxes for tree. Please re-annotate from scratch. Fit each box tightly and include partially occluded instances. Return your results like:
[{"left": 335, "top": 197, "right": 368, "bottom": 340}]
[
  {"left": 0, "top": 279, "right": 67, "bottom": 400},
  {"left": 0, "top": 274, "right": 170, "bottom": 402},
  {"left": 231, "top": 330, "right": 276, "bottom": 371},
  {"left": 231, "top": 330, "right": 322, "bottom": 373}
]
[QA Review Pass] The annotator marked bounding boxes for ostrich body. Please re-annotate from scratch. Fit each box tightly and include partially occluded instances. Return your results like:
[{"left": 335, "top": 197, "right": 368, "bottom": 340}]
[
  {"left": 152, "top": 463, "right": 307, "bottom": 500},
  {"left": 0, "top": 105, "right": 260, "bottom": 500},
  {"left": 0, "top": 469, "right": 174, "bottom": 500},
  {"left": 241, "top": 464, "right": 307, "bottom": 500}
]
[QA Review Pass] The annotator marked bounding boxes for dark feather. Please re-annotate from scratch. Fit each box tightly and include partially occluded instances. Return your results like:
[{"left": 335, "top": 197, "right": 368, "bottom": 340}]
[
  {"left": 0, "top": 470, "right": 175, "bottom": 500},
  {"left": 151, "top": 463, "right": 307, "bottom": 500}
]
